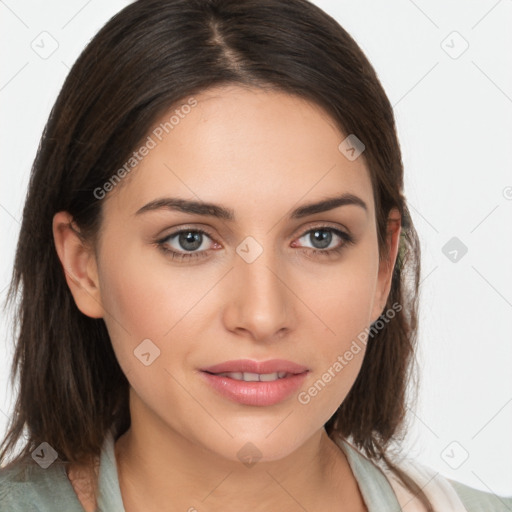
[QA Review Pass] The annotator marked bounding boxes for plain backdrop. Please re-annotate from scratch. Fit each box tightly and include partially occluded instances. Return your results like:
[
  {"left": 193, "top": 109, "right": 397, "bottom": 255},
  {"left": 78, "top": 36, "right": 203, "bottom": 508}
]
[{"left": 1, "top": 0, "right": 511, "bottom": 496}]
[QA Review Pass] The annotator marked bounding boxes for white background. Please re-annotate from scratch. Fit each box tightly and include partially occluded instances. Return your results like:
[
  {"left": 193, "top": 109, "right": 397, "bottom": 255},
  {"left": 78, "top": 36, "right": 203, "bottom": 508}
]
[{"left": 1, "top": 0, "right": 511, "bottom": 496}]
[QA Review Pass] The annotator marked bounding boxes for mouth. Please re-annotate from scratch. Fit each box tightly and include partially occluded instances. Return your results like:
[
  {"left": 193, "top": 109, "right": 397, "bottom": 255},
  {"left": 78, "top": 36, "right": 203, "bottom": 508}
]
[
  {"left": 200, "top": 358, "right": 309, "bottom": 375},
  {"left": 203, "top": 371, "right": 295, "bottom": 382},
  {"left": 199, "top": 359, "right": 310, "bottom": 406}
]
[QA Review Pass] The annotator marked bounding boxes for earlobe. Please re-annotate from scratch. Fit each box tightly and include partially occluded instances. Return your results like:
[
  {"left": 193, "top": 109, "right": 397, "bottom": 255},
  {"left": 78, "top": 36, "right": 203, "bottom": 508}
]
[
  {"left": 371, "top": 208, "right": 402, "bottom": 323},
  {"left": 52, "top": 211, "right": 104, "bottom": 319}
]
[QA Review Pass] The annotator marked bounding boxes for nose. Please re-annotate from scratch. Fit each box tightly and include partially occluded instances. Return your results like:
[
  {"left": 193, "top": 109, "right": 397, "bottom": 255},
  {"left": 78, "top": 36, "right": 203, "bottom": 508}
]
[{"left": 222, "top": 244, "right": 295, "bottom": 342}]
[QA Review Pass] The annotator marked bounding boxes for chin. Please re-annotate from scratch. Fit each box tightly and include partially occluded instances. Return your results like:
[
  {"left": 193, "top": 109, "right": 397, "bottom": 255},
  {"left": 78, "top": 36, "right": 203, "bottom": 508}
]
[{"left": 203, "top": 429, "right": 313, "bottom": 466}]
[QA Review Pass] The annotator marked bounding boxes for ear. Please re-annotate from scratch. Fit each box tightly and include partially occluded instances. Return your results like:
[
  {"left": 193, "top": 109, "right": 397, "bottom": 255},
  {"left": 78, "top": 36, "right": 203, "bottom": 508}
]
[
  {"left": 370, "top": 207, "right": 402, "bottom": 324},
  {"left": 52, "top": 211, "right": 104, "bottom": 319}
]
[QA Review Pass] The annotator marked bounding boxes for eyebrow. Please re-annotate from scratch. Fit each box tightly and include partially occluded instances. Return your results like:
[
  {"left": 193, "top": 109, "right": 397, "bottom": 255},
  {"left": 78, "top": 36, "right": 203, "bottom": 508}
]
[{"left": 134, "top": 193, "right": 368, "bottom": 220}]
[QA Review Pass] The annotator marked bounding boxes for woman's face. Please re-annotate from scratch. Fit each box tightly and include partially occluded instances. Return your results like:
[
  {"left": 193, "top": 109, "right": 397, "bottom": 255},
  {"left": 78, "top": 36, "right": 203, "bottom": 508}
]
[{"left": 85, "top": 85, "right": 398, "bottom": 462}]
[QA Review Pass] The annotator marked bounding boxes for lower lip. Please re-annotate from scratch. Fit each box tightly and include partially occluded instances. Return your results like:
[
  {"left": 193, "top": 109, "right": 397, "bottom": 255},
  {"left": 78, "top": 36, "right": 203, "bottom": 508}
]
[{"left": 200, "top": 371, "right": 309, "bottom": 406}]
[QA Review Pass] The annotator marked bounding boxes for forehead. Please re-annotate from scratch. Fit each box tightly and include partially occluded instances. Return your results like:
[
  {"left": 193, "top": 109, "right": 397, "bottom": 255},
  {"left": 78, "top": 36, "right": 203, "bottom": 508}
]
[{"left": 103, "top": 85, "right": 373, "bottom": 220}]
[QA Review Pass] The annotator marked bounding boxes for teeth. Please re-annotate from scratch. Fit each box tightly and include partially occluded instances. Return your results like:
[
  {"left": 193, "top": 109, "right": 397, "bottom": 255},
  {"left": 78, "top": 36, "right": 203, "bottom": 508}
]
[
  {"left": 260, "top": 372, "right": 284, "bottom": 381},
  {"left": 215, "top": 371, "right": 289, "bottom": 381}
]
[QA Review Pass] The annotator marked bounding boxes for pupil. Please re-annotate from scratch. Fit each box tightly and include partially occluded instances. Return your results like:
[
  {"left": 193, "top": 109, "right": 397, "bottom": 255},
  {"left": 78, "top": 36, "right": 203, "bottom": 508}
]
[{"left": 311, "top": 230, "right": 331, "bottom": 249}]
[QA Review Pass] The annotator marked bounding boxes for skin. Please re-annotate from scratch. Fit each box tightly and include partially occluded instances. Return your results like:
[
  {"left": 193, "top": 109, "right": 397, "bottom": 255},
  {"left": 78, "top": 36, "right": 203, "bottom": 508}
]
[{"left": 53, "top": 84, "right": 401, "bottom": 512}]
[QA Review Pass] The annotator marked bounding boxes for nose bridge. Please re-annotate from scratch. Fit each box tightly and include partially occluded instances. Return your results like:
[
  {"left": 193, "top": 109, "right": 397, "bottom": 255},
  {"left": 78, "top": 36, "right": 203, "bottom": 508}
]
[{"left": 225, "top": 236, "right": 292, "bottom": 338}]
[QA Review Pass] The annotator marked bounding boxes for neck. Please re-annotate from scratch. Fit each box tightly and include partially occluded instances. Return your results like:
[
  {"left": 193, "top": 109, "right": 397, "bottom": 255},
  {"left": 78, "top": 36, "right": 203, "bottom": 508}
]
[{"left": 114, "top": 391, "right": 362, "bottom": 512}]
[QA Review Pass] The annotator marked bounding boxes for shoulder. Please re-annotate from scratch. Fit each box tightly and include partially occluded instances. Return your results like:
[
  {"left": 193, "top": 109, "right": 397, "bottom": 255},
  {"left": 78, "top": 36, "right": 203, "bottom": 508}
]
[
  {"left": 362, "top": 443, "right": 512, "bottom": 512},
  {"left": 399, "top": 456, "right": 512, "bottom": 512},
  {"left": 0, "top": 460, "right": 46, "bottom": 511},
  {"left": 0, "top": 458, "right": 84, "bottom": 511},
  {"left": 448, "top": 478, "right": 512, "bottom": 512}
]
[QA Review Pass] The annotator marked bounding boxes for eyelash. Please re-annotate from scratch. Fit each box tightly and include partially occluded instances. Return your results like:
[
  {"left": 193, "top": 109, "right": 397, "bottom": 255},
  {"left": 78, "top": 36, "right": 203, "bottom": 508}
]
[{"left": 154, "top": 225, "right": 355, "bottom": 262}]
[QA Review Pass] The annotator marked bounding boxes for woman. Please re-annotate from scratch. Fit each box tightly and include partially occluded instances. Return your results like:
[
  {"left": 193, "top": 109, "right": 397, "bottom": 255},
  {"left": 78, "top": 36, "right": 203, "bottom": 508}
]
[{"left": 0, "top": 1, "right": 510, "bottom": 511}]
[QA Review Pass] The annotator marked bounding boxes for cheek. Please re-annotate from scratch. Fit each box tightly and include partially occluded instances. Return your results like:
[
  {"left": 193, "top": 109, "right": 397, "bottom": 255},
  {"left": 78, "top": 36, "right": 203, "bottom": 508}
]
[
  {"left": 95, "top": 239, "right": 177, "bottom": 373},
  {"left": 96, "top": 239, "right": 219, "bottom": 382},
  {"left": 98, "top": 238, "right": 203, "bottom": 338},
  {"left": 292, "top": 245, "right": 378, "bottom": 415},
  {"left": 304, "top": 244, "right": 379, "bottom": 344},
  {"left": 98, "top": 262, "right": 166, "bottom": 342},
  {"left": 96, "top": 250, "right": 193, "bottom": 415},
  {"left": 296, "top": 285, "right": 371, "bottom": 428}
]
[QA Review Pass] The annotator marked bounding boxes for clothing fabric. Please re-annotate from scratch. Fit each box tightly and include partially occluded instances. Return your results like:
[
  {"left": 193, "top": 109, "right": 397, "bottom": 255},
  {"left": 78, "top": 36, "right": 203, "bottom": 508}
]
[
  {"left": 0, "top": 430, "right": 510, "bottom": 511},
  {"left": 337, "top": 437, "right": 511, "bottom": 511}
]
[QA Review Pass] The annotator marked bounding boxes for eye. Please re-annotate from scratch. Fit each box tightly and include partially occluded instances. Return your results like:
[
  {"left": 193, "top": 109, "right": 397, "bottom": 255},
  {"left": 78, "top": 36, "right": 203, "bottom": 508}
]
[
  {"left": 292, "top": 225, "right": 354, "bottom": 258},
  {"left": 154, "top": 224, "right": 355, "bottom": 263},
  {"left": 155, "top": 228, "right": 218, "bottom": 262}
]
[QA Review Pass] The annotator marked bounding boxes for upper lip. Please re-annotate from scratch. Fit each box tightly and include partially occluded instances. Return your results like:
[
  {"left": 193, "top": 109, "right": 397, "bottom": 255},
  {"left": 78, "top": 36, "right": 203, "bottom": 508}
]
[{"left": 201, "top": 359, "right": 309, "bottom": 375}]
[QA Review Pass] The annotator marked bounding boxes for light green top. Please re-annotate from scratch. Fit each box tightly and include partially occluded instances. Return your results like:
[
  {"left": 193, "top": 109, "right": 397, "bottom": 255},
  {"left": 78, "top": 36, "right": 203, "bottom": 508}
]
[{"left": 0, "top": 430, "right": 510, "bottom": 511}]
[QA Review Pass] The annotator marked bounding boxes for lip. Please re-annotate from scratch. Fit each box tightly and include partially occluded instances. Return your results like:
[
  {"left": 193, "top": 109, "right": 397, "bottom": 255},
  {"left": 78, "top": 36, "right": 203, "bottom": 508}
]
[
  {"left": 200, "top": 359, "right": 310, "bottom": 407},
  {"left": 201, "top": 359, "right": 309, "bottom": 375}
]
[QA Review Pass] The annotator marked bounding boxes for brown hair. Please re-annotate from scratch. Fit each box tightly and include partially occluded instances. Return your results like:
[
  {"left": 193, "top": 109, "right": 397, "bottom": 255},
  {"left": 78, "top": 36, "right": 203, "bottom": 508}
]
[{"left": 1, "top": 0, "right": 428, "bottom": 508}]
